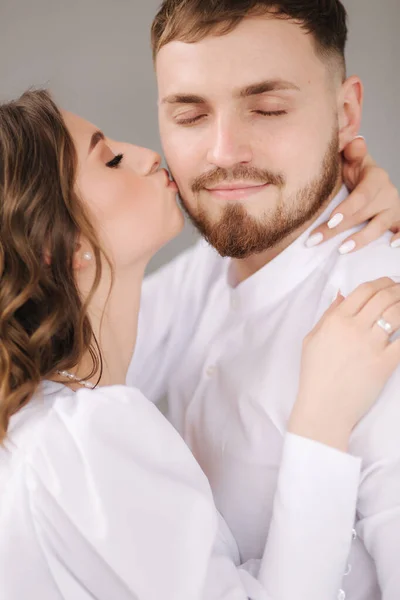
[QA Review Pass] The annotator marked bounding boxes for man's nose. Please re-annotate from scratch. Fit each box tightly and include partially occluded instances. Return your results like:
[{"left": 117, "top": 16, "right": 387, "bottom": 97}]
[{"left": 206, "top": 118, "right": 253, "bottom": 169}]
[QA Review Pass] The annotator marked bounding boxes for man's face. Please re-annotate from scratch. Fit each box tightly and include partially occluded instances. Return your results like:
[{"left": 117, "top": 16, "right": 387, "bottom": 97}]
[{"left": 157, "top": 16, "right": 343, "bottom": 258}]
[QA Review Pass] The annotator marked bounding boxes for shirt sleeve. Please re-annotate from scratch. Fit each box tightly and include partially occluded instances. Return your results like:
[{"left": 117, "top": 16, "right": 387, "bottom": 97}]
[
  {"left": 351, "top": 370, "right": 400, "bottom": 600},
  {"left": 12, "top": 386, "right": 218, "bottom": 600},
  {"left": 3, "top": 387, "right": 361, "bottom": 600},
  {"left": 257, "top": 433, "right": 361, "bottom": 600},
  {"left": 203, "top": 433, "right": 362, "bottom": 600}
]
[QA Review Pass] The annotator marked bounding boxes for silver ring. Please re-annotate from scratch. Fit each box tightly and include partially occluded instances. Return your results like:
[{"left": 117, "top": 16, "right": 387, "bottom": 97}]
[{"left": 376, "top": 317, "right": 393, "bottom": 335}]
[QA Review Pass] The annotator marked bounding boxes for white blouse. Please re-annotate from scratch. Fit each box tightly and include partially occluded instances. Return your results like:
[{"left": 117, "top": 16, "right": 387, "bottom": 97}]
[{"left": 0, "top": 381, "right": 361, "bottom": 600}]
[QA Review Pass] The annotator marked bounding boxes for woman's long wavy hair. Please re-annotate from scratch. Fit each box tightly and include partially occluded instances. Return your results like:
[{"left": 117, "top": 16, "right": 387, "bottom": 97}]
[{"left": 0, "top": 89, "right": 104, "bottom": 444}]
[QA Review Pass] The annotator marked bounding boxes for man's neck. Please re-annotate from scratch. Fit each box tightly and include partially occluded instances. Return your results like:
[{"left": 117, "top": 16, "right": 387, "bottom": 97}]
[{"left": 231, "top": 179, "right": 343, "bottom": 286}]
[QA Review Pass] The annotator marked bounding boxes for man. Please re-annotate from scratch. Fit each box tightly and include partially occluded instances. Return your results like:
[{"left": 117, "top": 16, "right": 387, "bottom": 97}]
[{"left": 128, "top": 2, "right": 400, "bottom": 598}]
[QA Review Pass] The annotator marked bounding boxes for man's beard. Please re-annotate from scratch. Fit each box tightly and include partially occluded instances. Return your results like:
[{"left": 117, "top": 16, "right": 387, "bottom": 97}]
[{"left": 176, "top": 130, "right": 341, "bottom": 259}]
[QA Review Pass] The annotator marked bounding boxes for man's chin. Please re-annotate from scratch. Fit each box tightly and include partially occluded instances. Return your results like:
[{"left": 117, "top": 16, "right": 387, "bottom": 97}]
[{"left": 181, "top": 203, "right": 274, "bottom": 258}]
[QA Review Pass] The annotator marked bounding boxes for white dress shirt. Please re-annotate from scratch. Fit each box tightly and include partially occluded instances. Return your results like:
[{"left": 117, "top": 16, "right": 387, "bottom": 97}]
[
  {"left": 129, "top": 186, "right": 400, "bottom": 600},
  {"left": 0, "top": 380, "right": 361, "bottom": 600}
]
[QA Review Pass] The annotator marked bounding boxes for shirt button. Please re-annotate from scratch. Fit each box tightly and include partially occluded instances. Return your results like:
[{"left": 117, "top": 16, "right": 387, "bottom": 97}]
[
  {"left": 230, "top": 296, "right": 239, "bottom": 310},
  {"left": 338, "top": 590, "right": 346, "bottom": 600},
  {"left": 344, "top": 564, "right": 352, "bottom": 577},
  {"left": 206, "top": 365, "right": 217, "bottom": 377},
  {"left": 352, "top": 528, "right": 357, "bottom": 541}
]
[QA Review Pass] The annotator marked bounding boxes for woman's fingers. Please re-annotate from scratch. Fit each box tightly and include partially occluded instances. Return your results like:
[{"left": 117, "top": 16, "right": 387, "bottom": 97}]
[
  {"left": 371, "top": 300, "right": 400, "bottom": 345},
  {"left": 307, "top": 181, "right": 381, "bottom": 248},
  {"left": 312, "top": 291, "right": 345, "bottom": 330},
  {"left": 331, "top": 279, "right": 400, "bottom": 351},
  {"left": 307, "top": 206, "right": 394, "bottom": 253},
  {"left": 338, "top": 278, "right": 396, "bottom": 317},
  {"left": 357, "top": 282, "right": 400, "bottom": 328},
  {"left": 306, "top": 147, "right": 400, "bottom": 252},
  {"left": 342, "top": 136, "right": 369, "bottom": 175},
  {"left": 390, "top": 227, "right": 400, "bottom": 249},
  {"left": 335, "top": 210, "right": 394, "bottom": 255}
]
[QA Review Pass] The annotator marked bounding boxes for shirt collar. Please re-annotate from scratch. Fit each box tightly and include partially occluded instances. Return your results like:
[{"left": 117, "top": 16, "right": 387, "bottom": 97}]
[{"left": 225, "top": 185, "right": 352, "bottom": 314}]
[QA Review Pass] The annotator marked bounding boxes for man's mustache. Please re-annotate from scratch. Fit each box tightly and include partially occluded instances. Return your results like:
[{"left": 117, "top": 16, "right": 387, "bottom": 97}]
[{"left": 191, "top": 166, "right": 285, "bottom": 193}]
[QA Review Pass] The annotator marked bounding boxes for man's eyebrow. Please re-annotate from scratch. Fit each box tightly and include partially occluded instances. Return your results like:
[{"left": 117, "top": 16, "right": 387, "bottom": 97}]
[
  {"left": 89, "top": 130, "right": 105, "bottom": 154},
  {"left": 161, "top": 94, "right": 206, "bottom": 105},
  {"left": 237, "top": 79, "right": 300, "bottom": 98},
  {"left": 160, "top": 80, "right": 299, "bottom": 105}
]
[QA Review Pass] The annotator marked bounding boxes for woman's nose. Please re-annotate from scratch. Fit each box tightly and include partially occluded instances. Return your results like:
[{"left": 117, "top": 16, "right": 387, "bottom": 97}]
[
  {"left": 123, "top": 144, "right": 161, "bottom": 175},
  {"left": 148, "top": 152, "right": 161, "bottom": 175}
]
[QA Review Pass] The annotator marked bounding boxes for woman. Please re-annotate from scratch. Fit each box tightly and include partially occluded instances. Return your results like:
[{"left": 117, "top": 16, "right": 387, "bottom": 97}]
[{"left": 0, "top": 89, "right": 400, "bottom": 600}]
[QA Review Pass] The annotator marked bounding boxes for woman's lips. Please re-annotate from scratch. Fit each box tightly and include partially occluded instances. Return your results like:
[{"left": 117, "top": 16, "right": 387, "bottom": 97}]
[
  {"left": 160, "top": 168, "right": 178, "bottom": 191},
  {"left": 205, "top": 183, "right": 270, "bottom": 200}
]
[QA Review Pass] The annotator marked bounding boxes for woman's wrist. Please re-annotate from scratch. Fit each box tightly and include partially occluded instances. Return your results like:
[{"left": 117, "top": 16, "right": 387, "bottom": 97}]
[{"left": 288, "top": 400, "right": 352, "bottom": 453}]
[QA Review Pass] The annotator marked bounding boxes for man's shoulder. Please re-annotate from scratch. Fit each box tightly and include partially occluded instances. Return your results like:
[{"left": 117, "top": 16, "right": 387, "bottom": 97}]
[
  {"left": 333, "top": 235, "right": 400, "bottom": 463},
  {"left": 330, "top": 233, "right": 400, "bottom": 294}
]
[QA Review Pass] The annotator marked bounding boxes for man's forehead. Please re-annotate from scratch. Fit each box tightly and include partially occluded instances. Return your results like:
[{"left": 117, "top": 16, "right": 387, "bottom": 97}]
[{"left": 156, "top": 16, "right": 323, "bottom": 94}]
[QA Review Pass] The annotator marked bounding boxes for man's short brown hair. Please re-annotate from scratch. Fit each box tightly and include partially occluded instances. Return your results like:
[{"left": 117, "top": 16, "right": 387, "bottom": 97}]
[{"left": 151, "top": 0, "right": 348, "bottom": 75}]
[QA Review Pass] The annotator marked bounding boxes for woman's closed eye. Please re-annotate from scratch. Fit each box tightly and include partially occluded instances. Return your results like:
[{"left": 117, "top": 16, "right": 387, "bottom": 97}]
[{"left": 106, "top": 153, "right": 124, "bottom": 168}]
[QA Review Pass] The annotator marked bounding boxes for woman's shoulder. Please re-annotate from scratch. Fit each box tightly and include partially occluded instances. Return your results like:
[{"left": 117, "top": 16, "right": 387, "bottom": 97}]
[
  {"left": 1, "top": 383, "right": 217, "bottom": 600},
  {"left": 40, "top": 382, "right": 178, "bottom": 445},
  {"left": 1, "top": 383, "right": 174, "bottom": 473},
  {"left": 5, "top": 382, "right": 212, "bottom": 498},
  {"left": 2, "top": 381, "right": 213, "bottom": 529},
  {"left": 5, "top": 382, "right": 173, "bottom": 454},
  {"left": 8, "top": 382, "right": 161, "bottom": 440}
]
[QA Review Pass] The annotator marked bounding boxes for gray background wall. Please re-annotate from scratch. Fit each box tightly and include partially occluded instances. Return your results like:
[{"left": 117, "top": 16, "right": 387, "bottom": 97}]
[{"left": 1, "top": 0, "right": 399, "bottom": 273}]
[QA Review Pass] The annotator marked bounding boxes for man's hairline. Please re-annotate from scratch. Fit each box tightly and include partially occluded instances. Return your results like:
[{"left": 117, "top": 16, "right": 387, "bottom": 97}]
[
  {"left": 152, "top": 12, "right": 346, "bottom": 77},
  {"left": 154, "top": 44, "right": 346, "bottom": 93}
]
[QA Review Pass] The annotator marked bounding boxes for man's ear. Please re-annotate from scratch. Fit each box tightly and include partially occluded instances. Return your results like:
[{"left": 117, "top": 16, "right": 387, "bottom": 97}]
[{"left": 337, "top": 76, "right": 364, "bottom": 152}]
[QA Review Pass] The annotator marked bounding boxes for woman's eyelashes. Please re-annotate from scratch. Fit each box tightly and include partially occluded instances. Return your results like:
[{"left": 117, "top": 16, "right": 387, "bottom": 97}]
[{"left": 106, "top": 153, "right": 124, "bottom": 169}]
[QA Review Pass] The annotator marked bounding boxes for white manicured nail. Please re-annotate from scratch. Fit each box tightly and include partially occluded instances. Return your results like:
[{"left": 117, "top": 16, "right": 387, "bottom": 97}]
[
  {"left": 327, "top": 213, "right": 344, "bottom": 229},
  {"left": 339, "top": 240, "right": 356, "bottom": 255},
  {"left": 391, "top": 238, "right": 400, "bottom": 248},
  {"left": 306, "top": 233, "right": 324, "bottom": 248},
  {"left": 353, "top": 135, "right": 365, "bottom": 141}
]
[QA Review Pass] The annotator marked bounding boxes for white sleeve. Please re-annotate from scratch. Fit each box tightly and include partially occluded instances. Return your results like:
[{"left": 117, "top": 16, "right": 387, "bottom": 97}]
[
  {"left": 9, "top": 386, "right": 217, "bottom": 600},
  {"left": 352, "top": 372, "right": 400, "bottom": 600},
  {"left": 204, "top": 433, "right": 362, "bottom": 600},
  {"left": 3, "top": 387, "right": 361, "bottom": 600},
  {"left": 258, "top": 433, "right": 361, "bottom": 599}
]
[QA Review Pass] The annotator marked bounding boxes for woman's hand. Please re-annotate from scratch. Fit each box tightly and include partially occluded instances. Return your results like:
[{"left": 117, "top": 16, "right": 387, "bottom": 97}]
[
  {"left": 289, "top": 277, "right": 400, "bottom": 451},
  {"left": 308, "top": 138, "right": 400, "bottom": 252}
]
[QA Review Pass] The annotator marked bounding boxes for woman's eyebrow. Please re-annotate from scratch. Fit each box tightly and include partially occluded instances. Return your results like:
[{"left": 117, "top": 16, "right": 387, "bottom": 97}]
[{"left": 89, "top": 130, "right": 105, "bottom": 154}]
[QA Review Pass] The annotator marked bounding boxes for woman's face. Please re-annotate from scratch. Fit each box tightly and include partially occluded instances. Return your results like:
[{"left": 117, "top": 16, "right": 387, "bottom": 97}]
[{"left": 63, "top": 111, "right": 183, "bottom": 268}]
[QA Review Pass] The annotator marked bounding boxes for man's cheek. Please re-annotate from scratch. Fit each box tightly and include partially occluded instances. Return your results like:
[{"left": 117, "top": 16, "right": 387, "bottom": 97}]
[{"left": 169, "top": 164, "right": 192, "bottom": 190}]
